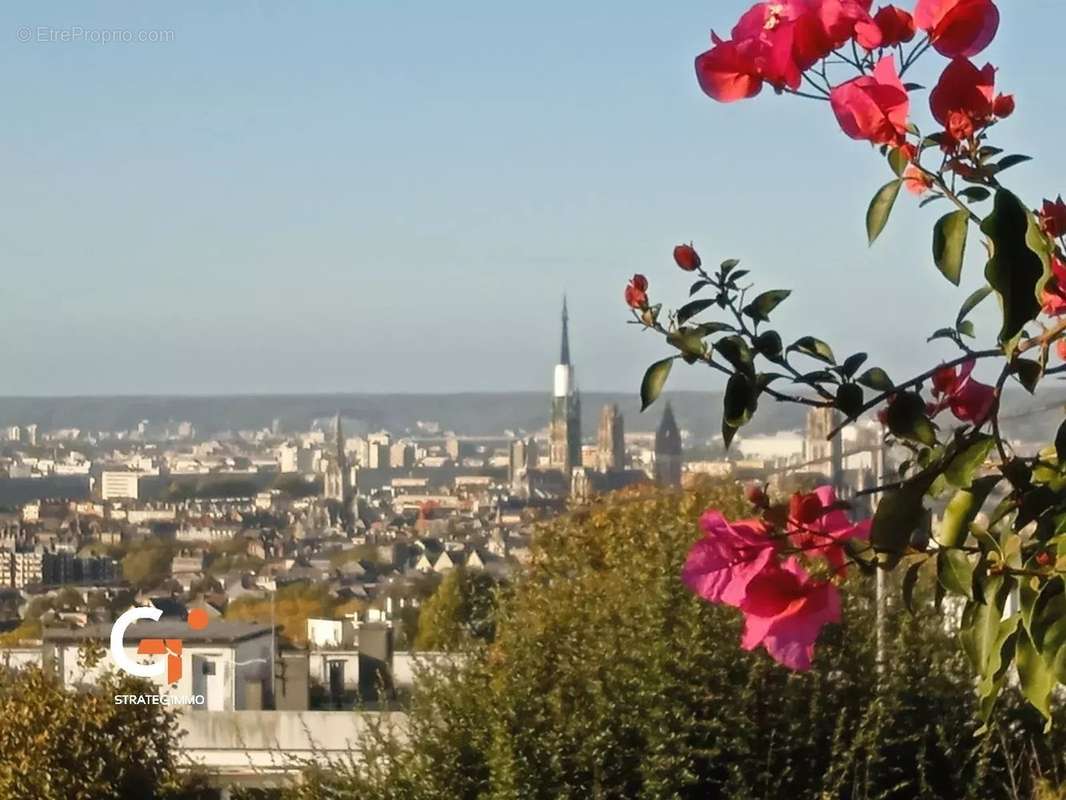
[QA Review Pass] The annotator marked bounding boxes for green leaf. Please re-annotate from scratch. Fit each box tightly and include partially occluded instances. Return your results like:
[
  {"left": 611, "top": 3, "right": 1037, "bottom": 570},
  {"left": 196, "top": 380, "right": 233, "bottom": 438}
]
[
  {"left": 887, "top": 147, "right": 909, "bottom": 177},
  {"left": 867, "top": 179, "right": 902, "bottom": 245},
  {"left": 960, "top": 576, "right": 1020, "bottom": 727},
  {"left": 1015, "top": 629, "right": 1055, "bottom": 725},
  {"left": 690, "top": 322, "right": 733, "bottom": 337},
  {"left": 753, "top": 330, "right": 783, "bottom": 358},
  {"left": 689, "top": 279, "right": 712, "bottom": 297},
  {"left": 883, "top": 391, "right": 937, "bottom": 447},
  {"left": 944, "top": 435, "right": 994, "bottom": 489},
  {"left": 990, "top": 154, "right": 1032, "bottom": 173},
  {"left": 788, "top": 336, "right": 836, "bottom": 364},
  {"left": 857, "top": 367, "right": 893, "bottom": 391},
  {"left": 742, "top": 290, "right": 791, "bottom": 322},
  {"left": 722, "top": 419, "right": 739, "bottom": 450},
  {"left": 719, "top": 258, "right": 740, "bottom": 275},
  {"left": 981, "top": 188, "right": 1052, "bottom": 344},
  {"left": 938, "top": 477, "right": 999, "bottom": 548},
  {"left": 640, "top": 358, "right": 673, "bottom": 412},
  {"left": 841, "top": 352, "right": 868, "bottom": 379},
  {"left": 957, "top": 286, "right": 992, "bottom": 328},
  {"left": 676, "top": 299, "right": 716, "bottom": 326},
  {"left": 871, "top": 476, "right": 932, "bottom": 563},
  {"left": 715, "top": 335, "right": 754, "bottom": 377},
  {"left": 902, "top": 559, "right": 924, "bottom": 614},
  {"left": 723, "top": 372, "right": 758, "bottom": 429},
  {"left": 958, "top": 186, "right": 991, "bottom": 203},
  {"left": 1012, "top": 358, "right": 1042, "bottom": 394},
  {"left": 1055, "top": 419, "right": 1066, "bottom": 464},
  {"left": 932, "top": 209, "right": 970, "bottom": 285},
  {"left": 835, "top": 383, "right": 864, "bottom": 418},
  {"left": 666, "top": 328, "right": 708, "bottom": 359},
  {"left": 937, "top": 549, "right": 974, "bottom": 599}
]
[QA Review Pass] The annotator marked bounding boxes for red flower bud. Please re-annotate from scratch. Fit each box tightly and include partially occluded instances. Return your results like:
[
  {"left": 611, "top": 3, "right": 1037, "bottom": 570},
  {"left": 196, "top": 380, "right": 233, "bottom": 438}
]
[
  {"left": 745, "top": 483, "right": 768, "bottom": 508},
  {"left": 1035, "top": 551, "right": 1053, "bottom": 567},
  {"left": 993, "top": 93, "right": 1015, "bottom": 118},
  {"left": 625, "top": 274, "right": 649, "bottom": 309},
  {"left": 673, "top": 243, "right": 702, "bottom": 272}
]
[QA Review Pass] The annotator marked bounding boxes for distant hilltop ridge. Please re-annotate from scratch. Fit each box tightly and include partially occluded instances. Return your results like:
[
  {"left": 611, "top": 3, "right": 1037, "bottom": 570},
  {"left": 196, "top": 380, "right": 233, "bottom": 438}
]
[
  {"left": 0, "top": 392, "right": 802, "bottom": 439},
  {"left": 0, "top": 389, "right": 1056, "bottom": 441}
]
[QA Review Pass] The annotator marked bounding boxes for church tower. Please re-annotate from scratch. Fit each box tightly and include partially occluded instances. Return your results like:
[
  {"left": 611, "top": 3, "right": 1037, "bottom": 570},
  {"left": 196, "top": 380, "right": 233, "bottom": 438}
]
[
  {"left": 654, "top": 402, "right": 682, "bottom": 487},
  {"left": 596, "top": 404, "right": 625, "bottom": 472},
  {"left": 323, "top": 413, "right": 350, "bottom": 504},
  {"left": 549, "top": 298, "right": 582, "bottom": 475}
]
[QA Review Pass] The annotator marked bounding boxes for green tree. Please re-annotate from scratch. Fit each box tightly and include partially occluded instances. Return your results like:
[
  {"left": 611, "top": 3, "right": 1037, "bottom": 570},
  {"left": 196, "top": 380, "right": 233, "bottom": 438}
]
[
  {"left": 284, "top": 481, "right": 1066, "bottom": 800},
  {"left": 121, "top": 538, "right": 175, "bottom": 589},
  {"left": 414, "top": 568, "right": 500, "bottom": 651},
  {"left": 0, "top": 666, "right": 208, "bottom": 799}
]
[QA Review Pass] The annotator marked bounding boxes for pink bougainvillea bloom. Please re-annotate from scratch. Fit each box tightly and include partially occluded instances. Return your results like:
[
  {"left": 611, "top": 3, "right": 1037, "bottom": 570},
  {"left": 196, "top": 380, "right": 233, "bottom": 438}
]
[
  {"left": 929, "top": 359, "right": 995, "bottom": 424},
  {"left": 695, "top": 34, "right": 765, "bottom": 102},
  {"left": 1041, "top": 257, "right": 1066, "bottom": 316},
  {"left": 902, "top": 164, "right": 932, "bottom": 196},
  {"left": 930, "top": 58, "right": 995, "bottom": 127},
  {"left": 855, "top": 5, "right": 916, "bottom": 49},
  {"left": 682, "top": 511, "right": 777, "bottom": 608},
  {"left": 739, "top": 557, "right": 841, "bottom": 671},
  {"left": 929, "top": 58, "right": 1000, "bottom": 147},
  {"left": 1058, "top": 339, "right": 1066, "bottom": 363},
  {"left": 914, "top": 0, "right": 999, "bottom": 58},
  {"left": 1040, "top": 196, "right": 1066, "bottom": 239},
  {"left": 625, "top": 274, "right": 649, "bottom": 309},
  {"left": 787, "top": 485, "right": 871, "bottom": 571},
  {"left": 830, "top": 55, "right": 909, "bottom": 146}
]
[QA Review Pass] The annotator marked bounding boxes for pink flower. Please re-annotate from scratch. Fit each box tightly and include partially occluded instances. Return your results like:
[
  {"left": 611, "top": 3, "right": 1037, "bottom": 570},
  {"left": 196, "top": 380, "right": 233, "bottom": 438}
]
[
  {"left": 739, "top": 557, "right": 841, "bottom": 671},
  {"left": 855, "top": 5, "right": 916, "bottom": 50},
  {"left": 787, "top": 486, "right": 871, "bottom": 572},
  {"left": 929, "top": 58, "right": 999, "bottom": 147},
  {"left": 830, "top": 56, "right": 910, "bottom": 146},
  {"left": 929, "top": 359, "right": 995, "bottom": 424},
  {"left": 914, "top": 0, "right": 999, "bottom": 58},
  {"left": 695, "top": 34, "right": 765, "bottom": 102},
  {"left": 682, "top": 511, "right": 777, "bottom": 608}
]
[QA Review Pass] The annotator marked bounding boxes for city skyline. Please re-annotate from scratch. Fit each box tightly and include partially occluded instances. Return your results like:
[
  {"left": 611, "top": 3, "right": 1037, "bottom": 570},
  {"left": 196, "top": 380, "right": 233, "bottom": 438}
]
[{"left": 4, "top": 2, "right": 1066, "bottom": 395}]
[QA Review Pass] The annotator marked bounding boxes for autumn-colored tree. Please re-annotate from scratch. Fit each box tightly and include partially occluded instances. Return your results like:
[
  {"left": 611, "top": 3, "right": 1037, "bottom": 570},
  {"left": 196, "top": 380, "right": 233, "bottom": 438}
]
[{"left": 225, "top": 582, "right": 358, "bottom": 646}]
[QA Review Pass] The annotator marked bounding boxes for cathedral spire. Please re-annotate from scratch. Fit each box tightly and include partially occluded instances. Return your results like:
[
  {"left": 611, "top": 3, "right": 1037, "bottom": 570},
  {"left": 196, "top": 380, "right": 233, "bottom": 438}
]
[
  {"left": 333, "top": 412, "right": 346, "bottom": 468},
  {"left": 559, "top": 295, "right": 571, "bottom": 366}
]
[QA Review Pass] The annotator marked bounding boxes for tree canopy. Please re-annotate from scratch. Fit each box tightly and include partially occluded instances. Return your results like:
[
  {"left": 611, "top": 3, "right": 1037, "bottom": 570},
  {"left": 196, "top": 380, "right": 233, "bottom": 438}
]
[{"left": 286, "top": 481, "right": 1066, "bottom": 800}]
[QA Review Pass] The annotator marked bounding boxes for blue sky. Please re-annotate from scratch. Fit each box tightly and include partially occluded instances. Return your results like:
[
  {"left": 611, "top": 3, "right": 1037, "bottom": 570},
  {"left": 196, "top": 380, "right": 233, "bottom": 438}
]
[{"left": 1, "top": 1, "right": 1063, "bottom": 395}]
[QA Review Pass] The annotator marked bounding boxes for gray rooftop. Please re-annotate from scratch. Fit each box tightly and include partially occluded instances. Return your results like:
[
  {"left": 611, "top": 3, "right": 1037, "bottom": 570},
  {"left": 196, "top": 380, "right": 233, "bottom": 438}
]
[{"left": 43, "top": 620, "right": 275, "bottom": 645}]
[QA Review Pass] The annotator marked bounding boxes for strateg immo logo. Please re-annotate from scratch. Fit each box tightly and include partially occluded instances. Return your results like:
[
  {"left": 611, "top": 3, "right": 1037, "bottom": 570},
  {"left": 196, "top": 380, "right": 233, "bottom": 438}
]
[{"left": 109, "top": 606, "right": 209, "bottom": 705}]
